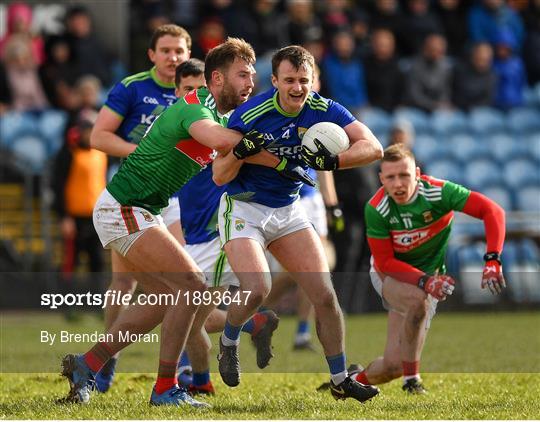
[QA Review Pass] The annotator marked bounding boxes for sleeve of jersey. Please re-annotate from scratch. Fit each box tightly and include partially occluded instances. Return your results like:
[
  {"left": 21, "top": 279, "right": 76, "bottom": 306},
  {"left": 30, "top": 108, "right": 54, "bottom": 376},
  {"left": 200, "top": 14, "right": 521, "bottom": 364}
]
[
  {"left": 180, "top": 103, "right": 216, "bottom": 132},
  {"left": 226, "top": 108, "right": 250, "bottom": 132},
  {"left": 461, "top": 191, "right": 506, "bottom": 253},
  {"left": 365, "top": 203, "right": 424, "bottom": 285},
  {"left": 104, "top": 82, "right": 130, "bottom": 118},
  {"left": 327, "top": 100, "right": 356, "bottom": 128}
]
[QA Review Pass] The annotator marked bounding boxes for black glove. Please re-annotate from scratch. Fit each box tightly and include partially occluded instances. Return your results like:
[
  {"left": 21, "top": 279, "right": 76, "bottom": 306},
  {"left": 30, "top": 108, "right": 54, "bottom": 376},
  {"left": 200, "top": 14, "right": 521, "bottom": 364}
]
[
  {"left": 233, "top": 130, "right": 265, "bottom": 160},
  {"left": 301, "top": 139, "right": 339, "bottom": 171},
  {"left": 275, "top": 157, "right": 316, "bottom": 187},
  {"left": 326, "top": 205, "right": 345, "bottom": 233}
]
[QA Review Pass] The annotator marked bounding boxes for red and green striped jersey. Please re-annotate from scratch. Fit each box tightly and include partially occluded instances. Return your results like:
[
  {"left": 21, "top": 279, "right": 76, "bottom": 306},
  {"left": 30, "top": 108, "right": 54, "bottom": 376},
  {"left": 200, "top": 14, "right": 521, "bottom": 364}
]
[
  {"left": 107, "top": 88, "right": 225, "bottom": 215},
  {"left": 365, "top": 175, "right": 471, "bottom": 274}
]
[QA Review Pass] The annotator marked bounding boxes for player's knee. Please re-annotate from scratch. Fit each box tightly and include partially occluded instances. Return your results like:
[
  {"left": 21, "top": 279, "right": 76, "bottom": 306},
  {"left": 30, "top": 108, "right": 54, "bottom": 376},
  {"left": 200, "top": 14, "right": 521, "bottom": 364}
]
[
  {"left": 182, "top": 272, "right": 207, "bottom": 293},
  {"left": 408, "top": 296, "right": 429, "bottom": 327},
  {"left": 312, "top": 290, "right": 337, "bottom": 311}
]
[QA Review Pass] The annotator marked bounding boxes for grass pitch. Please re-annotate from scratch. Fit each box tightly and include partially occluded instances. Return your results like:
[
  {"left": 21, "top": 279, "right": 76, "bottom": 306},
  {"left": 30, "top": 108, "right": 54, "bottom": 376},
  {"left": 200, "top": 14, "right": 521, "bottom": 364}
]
[{"left": 1, "top": 311, "right": 539, "bottom": 419}]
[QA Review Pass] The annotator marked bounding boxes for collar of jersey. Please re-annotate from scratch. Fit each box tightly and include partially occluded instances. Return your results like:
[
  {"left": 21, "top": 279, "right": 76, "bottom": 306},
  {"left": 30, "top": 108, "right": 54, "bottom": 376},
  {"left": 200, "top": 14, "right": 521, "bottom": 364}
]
[
  {"left": 272, "top": 91, "right": 301, "bottom": 117},
  {"left": 150, "top": 67, "right": 176, "bottom": 89}
]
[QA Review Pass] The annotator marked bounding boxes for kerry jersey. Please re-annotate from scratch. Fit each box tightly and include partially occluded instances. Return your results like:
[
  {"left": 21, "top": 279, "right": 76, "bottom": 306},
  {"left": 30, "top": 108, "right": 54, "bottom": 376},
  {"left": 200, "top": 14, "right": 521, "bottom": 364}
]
[
  {"left": 176, "top": 165, "right": 226, "bottom": 245},
  {"left": 104, "top": 67, "right": 177, "bottom": 144},
  {"left": 107, "top": 88, "right": 224, "bottom": 214},
  {"left": 365, "top": 175, "right": 471, "bottom": 274},
  {"left": 226, "top": 88, "right": 355, "bottom": 207}
]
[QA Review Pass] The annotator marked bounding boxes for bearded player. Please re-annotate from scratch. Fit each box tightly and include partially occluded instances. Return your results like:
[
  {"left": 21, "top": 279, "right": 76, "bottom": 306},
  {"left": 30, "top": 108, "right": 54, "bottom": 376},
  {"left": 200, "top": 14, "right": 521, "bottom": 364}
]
[{"left": 351, "top": 144, "right": 506, "bottom": 393}]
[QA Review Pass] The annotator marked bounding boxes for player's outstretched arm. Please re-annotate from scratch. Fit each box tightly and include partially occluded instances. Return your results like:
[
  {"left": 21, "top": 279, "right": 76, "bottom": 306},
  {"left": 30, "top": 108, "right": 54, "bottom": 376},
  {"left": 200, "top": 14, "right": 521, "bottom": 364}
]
[
  {"left": 189, "top": 120, "right": 244, "bottom": 155},
  {"left": 461, "top": 191, "right": 507, "bottom": 294},
  {"left": 90, "top": 107, "right": 137, "bottom": 157},
  {"left": 338, "top": 121, "right": 384, "bottom": 169}
]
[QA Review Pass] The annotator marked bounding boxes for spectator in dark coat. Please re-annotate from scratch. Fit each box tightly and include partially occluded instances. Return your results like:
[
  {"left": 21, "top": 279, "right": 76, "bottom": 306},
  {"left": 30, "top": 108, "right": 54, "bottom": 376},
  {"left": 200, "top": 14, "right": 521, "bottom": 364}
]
[
  {"left": 364, "top": 28, "right": 404, "bottom": 111},
  {"left": 434, "top": 0, "right": 469, "bottom": 58},
  {"left": 405, "top": 33, "right": 453, "bottom": 111},
  {"left": 453, "top": 43, "right": 496, "bottom": 110},
  {"left": 397, "top": 0, "right": 440, "bottom": 57}
]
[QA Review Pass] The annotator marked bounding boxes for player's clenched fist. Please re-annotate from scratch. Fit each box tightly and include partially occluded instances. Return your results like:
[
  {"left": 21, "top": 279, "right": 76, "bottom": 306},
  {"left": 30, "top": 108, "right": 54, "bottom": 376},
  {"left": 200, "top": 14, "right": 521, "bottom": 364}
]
[
  {"left": 417, "top": 274, "right": 455, "bottom": 301},
  {"left": 301, "top": 139, "right": 339, "bottom": 171},
  {"left": 233, "top": 130, "right": 265, "bottom": 159},
  {"left": 481, "top": 252, "right": 506, "bottom": 294}
]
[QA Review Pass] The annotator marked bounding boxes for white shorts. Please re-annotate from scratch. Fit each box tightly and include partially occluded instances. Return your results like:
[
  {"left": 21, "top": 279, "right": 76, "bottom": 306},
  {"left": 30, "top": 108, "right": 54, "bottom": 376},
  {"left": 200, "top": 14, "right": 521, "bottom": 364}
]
[
  {"left": 369, "top": 257, "right": 438, "bottom": 329},
  {"left": 218, "top": 194, "right": 312, "bottom": 248},
  {"left": 185, "top": 237, "right": 239, "bottom": 288},
  {"left": 93, "top": 189, "right": 164, "bottom": 256},
  {"left": 299, "top": 192, "right": 327, "bottom": 237},
  {"left": 161, "top": 196, "right": 181, "bottom": 227}
]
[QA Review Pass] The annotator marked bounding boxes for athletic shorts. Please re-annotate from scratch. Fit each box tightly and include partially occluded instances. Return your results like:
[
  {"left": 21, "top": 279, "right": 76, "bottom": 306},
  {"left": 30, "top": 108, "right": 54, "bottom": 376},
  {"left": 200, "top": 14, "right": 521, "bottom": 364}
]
[
  {"left": 161, "top": 196, "right": 181, "bottom": 227},
  {"left": 93, "top": 189, "right": 164, "bottom": 256},
  {"left": 299, "top": 191, "right": 328, "bottom": 237},
  {"left": 369, "top": 257, "right": 438, "bottom": 329},
  {"left": 185, "top": 237, "right": 239, "bottom": 288},
  {"left": 218, "top": 193, "right": 311, "bottom": 248}
]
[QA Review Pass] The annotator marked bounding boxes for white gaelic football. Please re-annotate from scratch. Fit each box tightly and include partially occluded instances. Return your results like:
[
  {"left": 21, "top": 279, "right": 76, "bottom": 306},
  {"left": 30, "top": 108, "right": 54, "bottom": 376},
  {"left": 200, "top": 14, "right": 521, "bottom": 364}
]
[{"left": 301, "top": 122, "right": 349, "bottom": 156}]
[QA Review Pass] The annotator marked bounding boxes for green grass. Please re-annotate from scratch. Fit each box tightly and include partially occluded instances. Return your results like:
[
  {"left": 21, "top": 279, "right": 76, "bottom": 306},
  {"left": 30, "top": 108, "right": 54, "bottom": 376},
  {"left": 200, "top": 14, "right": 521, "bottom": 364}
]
[{"left": 1, "top": 311, "right": 540, "bottom": 419}]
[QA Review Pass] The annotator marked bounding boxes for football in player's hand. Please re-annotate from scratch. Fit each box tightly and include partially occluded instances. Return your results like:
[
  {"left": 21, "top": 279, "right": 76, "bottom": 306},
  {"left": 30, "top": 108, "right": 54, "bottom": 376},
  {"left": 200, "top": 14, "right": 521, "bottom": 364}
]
[{"left": 301, "top": 122, "right": 349, "bottom": 156}]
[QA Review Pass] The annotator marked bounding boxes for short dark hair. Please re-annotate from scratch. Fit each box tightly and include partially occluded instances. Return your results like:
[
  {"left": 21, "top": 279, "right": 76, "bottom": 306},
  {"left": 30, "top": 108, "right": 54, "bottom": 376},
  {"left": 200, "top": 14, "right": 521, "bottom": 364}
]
[
  {"left": 204, "top": 37, "right": 255, "bottom": 85},
  {"left": 149, "top": 24, "right": 191, "bottom": 51},
  {"left": 175, "top": 58, "right": 205, "bottom": 88},
  {"left": 271, "top": 45, "right": 315, "bottom": 77},
  {"left": 382, "top": 143, "right": 416, "bottom": 163}
]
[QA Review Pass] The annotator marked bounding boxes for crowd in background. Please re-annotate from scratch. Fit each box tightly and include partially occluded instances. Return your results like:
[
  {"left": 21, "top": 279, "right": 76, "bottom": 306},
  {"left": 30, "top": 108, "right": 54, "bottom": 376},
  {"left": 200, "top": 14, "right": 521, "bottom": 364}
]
[{"left": 0, "top": 0, "right": 539, "bottom": 116}]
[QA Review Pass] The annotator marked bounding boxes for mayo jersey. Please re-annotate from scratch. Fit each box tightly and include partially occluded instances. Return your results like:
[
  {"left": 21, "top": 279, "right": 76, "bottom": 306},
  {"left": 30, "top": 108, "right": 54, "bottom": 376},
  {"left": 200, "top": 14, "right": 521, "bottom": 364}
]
[
  {"left": 176, "top": 165, "right": 226, "bottom": 245},
  {"left": 107, "top": 88, "right": 224, "bottom": 214},
  {"left": 365, "top": 175, "right": 471, "bottom": 274},
  {"left": 226, "top": 88, "right": 355, "bottom": 207},
  {"left": 104, "top": 67, "right": 177, "bottom": 144}
]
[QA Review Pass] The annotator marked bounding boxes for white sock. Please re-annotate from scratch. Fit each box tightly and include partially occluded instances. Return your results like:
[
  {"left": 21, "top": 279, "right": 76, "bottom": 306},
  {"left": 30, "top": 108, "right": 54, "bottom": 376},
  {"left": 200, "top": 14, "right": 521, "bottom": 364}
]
[
  {"left": 221, "top": 334, "right": 240, "bottom": 347},
  {"left": 403, "top": 374, "right": 421, "bottom": 383},
  {"left": 331, "top": 370, "right": 348, "bottom": 386}
]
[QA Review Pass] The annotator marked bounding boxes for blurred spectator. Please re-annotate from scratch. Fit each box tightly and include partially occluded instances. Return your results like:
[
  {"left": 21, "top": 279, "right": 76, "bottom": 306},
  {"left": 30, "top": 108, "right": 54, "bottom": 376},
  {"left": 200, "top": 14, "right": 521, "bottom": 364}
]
[
  {"left": 286, "top": 0, "right": 323, "bottom": 46},
  {"left": 453, "top": 43, "right": 496, "bottom": 110},
  {"left": 435, "top": 0, "right": 469, "bottom": 58},
  {"left": 389, "top": 119, "right": 415, "bottom": 148},
  {"left": 192, "top": 17, "right": 226, "bottom": 58},
  {"left": 39, "top": 37, "right": 79, "bottom": 110},
  {"left": 0, "top": 2, "right": 45, "bottom": 66},
  {"left": 3, "top": 35, "right": 49, "bottom": 112},
  {"left": 349, "top": 8, "right": 371, "bottom": 59},
  {"left": 321, "top": 0, "right": 353, "bottom": 36},
  {"left": 61, "top": 6, "right": 111, "bottom": 86},
  {"left": 468, "top": 0, "right": 525, "bottom": 52},
  {"left": 522, "top": 0, "right": 540, "bottom": 85},
  {"left": 364, "top": 28, "right": 404, "bottom": 111},
  {"left": 405, "top": 33, "right": 453, "bottom": 112},
  {"left": 397, "top": 0, "right": 440, "bottom": 57},
  {"left": 368, "top": 0, "right": 403, "bottom": 34},
  {"left": 171, "top": 0, "right": 198, "bottom": 31},
  {"left": 492, "top": 29, "right": 527, "bottom": 110},
  {"left": 322, "top": 30, "right": 367, "bottom": 114},
  {"left": 52, "top": 107, "right": 106, "bottom": 278},
  {"left": 227, "top": 0, "right": 289, "bottom": 56},
  {"left": 74, "top": 75, "right": 102, "bottom": 111}
]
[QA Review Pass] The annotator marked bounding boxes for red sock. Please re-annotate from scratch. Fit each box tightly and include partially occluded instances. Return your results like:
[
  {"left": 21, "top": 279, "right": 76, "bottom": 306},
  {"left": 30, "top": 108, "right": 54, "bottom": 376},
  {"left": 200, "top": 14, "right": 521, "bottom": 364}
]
[
  {"left": 402, "top": 360, "right": 420, "bottom": 378},
  {"left": 155, "top": 360, "right": 177, "bottom": 394},
  {"left": 84, "top": 342, "right": 114, "bottom": 373},
  {"left": 355, "top": 370, "right": 371, "bottom": 385},
  {"left": 250, "top": 312, "right": 268, "bottom": 337}
]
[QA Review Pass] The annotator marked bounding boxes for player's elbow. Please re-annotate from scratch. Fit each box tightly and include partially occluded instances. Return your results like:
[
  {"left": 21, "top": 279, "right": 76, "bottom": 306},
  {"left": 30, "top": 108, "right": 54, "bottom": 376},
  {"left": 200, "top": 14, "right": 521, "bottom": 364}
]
[
  {"left": 373, "top": 144, "right": 384, "bottom": 160},
  {"left": 212, "top": 139, "right": 234, "bottom": 156}
]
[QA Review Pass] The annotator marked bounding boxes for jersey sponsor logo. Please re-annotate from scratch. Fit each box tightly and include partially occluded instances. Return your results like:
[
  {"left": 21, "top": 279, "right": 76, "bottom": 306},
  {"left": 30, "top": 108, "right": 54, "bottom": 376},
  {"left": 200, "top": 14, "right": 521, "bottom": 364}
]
[
  {"left": 140, "top": 114, "right": 158, "bottom": 125},
  {"left": 390, "top": 212, "right": 453, "bottom": 253},
  {"left": 266, "top": 144, "right": 303, "bottom": 158},
  {"left": 422, "top": 210, "right": 434, "bottom": 223},
  {"left": 143, "top": 96, "right": 159, "bottom": 105},
  {"left": 235, "top": 218, "right": 245, "bottom": 231},
  {"left": 175, "top": 138, "right": 214, "bottom": 167}
]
